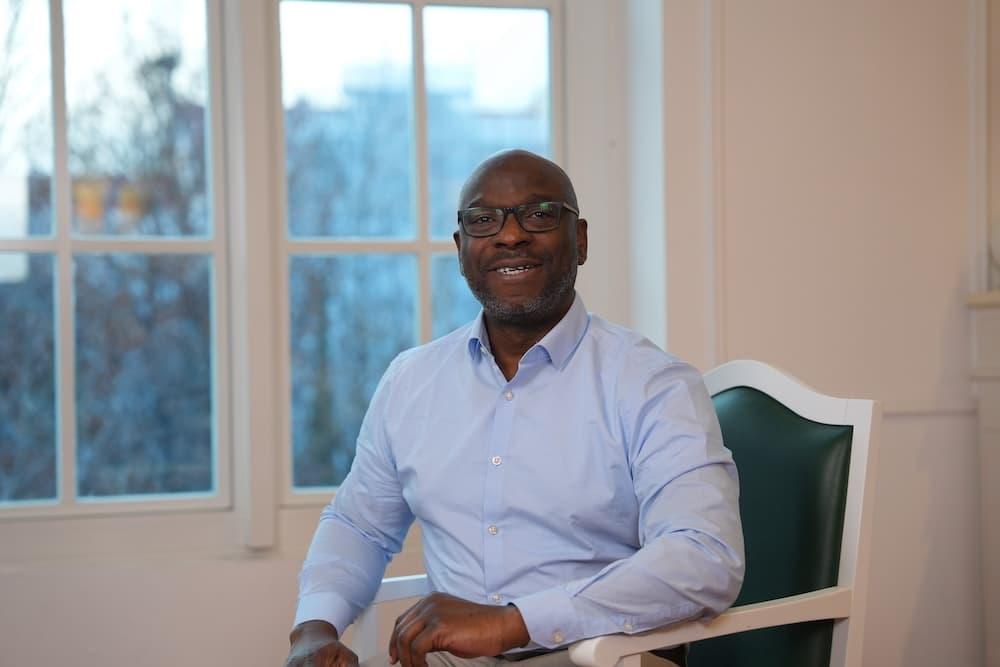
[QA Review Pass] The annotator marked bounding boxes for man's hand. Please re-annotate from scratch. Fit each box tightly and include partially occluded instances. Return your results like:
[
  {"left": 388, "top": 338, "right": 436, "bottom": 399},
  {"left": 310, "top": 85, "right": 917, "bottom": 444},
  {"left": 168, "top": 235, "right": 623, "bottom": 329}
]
[
  {"left": 389, "top": 593, "right": 530, "bottom": 667},
  {"left": 285, "top": 620, "right": 359, "bottom": 667}
]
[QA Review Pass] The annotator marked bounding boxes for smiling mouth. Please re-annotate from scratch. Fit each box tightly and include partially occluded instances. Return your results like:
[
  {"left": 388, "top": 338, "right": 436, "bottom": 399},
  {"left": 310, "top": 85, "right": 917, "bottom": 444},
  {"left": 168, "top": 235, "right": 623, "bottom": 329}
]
[{"left": 494, "top": 265, "right": 538, "bottom": 275}]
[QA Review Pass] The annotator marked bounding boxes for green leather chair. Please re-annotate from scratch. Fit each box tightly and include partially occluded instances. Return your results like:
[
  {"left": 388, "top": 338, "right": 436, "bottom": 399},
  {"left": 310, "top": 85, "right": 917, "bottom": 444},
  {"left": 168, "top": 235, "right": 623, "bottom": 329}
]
[
  {"left": 356, "top": 360, "right": 880, "bottom": 667},
  {"left": 568, "top": 360, "right": 880, "bottom": 667}
]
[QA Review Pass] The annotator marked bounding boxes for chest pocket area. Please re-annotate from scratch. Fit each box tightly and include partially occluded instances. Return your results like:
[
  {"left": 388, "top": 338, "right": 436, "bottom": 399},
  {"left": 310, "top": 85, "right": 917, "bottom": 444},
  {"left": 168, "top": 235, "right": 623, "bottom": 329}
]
[
  {"left": 512, "top": 419, "right": 637, "bottom": 537},
  {"left": 393, "top": 414, "right": 485, "bottom": 522}
]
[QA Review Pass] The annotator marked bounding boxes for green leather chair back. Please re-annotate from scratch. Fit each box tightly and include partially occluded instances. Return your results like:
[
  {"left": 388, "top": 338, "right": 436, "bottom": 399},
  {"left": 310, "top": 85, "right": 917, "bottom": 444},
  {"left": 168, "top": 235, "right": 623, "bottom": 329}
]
[{"left": 688, "top": 386, "right": 854, "bottom": 667}]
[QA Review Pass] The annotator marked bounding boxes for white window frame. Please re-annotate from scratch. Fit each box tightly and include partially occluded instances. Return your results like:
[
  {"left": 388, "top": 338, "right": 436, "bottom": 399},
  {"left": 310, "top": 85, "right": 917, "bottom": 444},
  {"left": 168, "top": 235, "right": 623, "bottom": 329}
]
[
  {"left": 265, "top": 0, "right": 566, "bottom": 508},
  {"left": 0, "top": 0, "right": 232, "bottom": 520}
]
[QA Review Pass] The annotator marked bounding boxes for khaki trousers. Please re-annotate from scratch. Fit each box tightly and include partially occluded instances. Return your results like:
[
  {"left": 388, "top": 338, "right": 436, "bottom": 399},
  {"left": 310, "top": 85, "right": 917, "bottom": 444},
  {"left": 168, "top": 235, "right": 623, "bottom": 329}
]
[
  {"left": 361, "top": 647, "right": 684, "bottom": 667},
  {"left": 362, "top": 652, "right": 578, "bottom": 667}
]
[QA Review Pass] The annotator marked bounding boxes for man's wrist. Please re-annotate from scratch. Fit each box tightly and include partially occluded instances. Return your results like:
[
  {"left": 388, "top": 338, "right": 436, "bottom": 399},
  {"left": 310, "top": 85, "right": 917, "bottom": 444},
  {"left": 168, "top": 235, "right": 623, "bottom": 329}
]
[
  {"left": 290, "top": 619, "right": 339, "bottom": 645},
  {"left": 502, "top": 604, "right": 531, "bottom": 650}
]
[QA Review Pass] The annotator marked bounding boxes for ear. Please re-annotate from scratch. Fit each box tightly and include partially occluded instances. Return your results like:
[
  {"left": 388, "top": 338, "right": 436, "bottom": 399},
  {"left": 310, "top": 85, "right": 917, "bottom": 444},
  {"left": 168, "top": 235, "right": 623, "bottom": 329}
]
[
  {"left": 453, "top": 231, "right": 464, "bottom": 275},
  {"left": 575, "top": 218, "right": 588, "bottom": 265}
]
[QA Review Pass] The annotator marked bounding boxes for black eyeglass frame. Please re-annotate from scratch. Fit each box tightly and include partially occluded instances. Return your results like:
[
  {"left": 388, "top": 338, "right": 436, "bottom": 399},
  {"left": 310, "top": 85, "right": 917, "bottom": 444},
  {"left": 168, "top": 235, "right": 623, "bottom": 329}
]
[{"left": 456, "top": 201, "right": 580, "bottom": 238}]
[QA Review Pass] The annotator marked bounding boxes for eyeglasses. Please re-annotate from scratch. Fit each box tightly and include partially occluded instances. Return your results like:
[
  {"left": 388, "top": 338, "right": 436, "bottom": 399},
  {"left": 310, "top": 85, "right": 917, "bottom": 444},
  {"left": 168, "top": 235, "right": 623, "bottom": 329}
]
[{"left": 457, "top": 201, "right": 580, "bottom": 238}]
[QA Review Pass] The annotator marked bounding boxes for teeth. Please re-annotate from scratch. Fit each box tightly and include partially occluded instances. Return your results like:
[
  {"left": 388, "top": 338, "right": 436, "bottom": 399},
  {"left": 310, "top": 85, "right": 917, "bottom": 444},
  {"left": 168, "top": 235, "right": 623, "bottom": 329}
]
[{"left": 497, "top": 265, "right": 532, "bottom": 275}]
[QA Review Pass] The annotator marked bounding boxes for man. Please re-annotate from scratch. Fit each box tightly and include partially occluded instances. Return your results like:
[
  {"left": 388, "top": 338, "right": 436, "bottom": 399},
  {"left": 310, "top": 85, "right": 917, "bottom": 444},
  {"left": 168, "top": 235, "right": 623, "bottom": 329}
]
[{"left": 285, "top": 150, "right": 744, "bottom": 667}]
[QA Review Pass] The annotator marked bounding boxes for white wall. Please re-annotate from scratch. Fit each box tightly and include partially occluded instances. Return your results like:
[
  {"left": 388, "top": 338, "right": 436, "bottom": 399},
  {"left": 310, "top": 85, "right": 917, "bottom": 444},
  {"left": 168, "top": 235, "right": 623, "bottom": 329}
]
[{"left": 660, "top": 1, "right": 984, "bottom": 664}]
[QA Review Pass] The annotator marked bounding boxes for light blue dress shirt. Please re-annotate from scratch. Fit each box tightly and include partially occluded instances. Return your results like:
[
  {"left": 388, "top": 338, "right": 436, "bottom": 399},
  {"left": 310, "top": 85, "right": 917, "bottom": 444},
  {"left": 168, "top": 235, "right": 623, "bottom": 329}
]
[{"left": 295, "top": 294, "right": 744, "bottom": 649}]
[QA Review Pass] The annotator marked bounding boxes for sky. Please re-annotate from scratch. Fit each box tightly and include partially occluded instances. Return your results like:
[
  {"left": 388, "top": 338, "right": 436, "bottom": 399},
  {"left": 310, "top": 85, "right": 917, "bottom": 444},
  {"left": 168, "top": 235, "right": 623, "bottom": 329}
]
[{"left": 279, "top": 1, "right": 549, "bottom": 111}]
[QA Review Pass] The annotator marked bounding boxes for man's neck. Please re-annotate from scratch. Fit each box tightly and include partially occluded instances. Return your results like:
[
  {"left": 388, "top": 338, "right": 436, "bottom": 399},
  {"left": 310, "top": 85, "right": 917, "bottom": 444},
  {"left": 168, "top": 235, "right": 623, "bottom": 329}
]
[{"left": 483, "top": 298, "right": 573, "bottom": 381}]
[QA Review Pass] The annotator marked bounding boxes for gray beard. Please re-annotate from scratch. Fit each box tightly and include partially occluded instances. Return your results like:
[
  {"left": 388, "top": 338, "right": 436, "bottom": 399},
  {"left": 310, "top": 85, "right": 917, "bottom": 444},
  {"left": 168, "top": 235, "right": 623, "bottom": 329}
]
[{"left": 465, "top": 263, "right": 578, "bottom": 326}]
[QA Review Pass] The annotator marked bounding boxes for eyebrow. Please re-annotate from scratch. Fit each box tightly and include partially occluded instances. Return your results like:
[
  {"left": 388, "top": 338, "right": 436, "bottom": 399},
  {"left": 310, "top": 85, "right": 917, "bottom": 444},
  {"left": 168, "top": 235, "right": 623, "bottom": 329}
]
[{"left": 466, "top": 193, "right": 561, "bottom": 208}]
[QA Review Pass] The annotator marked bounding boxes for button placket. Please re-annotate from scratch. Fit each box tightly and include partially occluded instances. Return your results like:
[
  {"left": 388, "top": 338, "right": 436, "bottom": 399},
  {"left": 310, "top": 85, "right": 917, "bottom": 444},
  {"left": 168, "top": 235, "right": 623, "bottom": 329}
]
[{"left": 482, "top": 380, "right": 517, "bottom": 603}]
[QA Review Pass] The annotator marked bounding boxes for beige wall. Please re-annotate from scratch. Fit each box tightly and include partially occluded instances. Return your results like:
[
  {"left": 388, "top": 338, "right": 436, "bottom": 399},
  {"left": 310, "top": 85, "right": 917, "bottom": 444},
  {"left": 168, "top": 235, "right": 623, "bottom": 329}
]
[
  {"left": 0, "top": 507, "right": 424, "bottom": 666},
  {"left": 663, "top": 0, "right": 983, "bottom": 664}
]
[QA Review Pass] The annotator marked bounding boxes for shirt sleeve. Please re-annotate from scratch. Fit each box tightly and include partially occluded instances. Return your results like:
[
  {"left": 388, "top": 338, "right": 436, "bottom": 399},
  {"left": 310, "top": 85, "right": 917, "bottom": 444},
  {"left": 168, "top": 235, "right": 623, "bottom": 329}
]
[
  {"left": 293, "top": 356, "right": 416, "bottom": 635},
  {"left": 511, "top": 355, "right": 745, "bottom": 648}
]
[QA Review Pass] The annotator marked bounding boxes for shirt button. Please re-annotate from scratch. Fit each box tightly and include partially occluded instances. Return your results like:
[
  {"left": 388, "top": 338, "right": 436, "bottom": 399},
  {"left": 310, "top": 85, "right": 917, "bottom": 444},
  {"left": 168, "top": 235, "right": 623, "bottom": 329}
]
[
  {"left": 504, "top": 390, "right": 514, "bottom": 401},
  {"left": 552, "top": 632, "right": 564, "bottom": 644},
  {"left": 491, "top": 594, "right": 503, "bottom": 603},
  {"left": 488, "top": 524, "right": 498, "bottom": 535},
  {"left": 623, "top": 623, "right": 634, "bottom": 632},
  {"left": 491, "top": 455, "right": 502, "bottom": 466}
]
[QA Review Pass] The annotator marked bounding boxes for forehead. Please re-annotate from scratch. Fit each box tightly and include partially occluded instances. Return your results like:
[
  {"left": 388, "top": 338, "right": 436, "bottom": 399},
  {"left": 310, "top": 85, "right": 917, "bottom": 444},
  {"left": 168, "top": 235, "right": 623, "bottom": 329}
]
[{"left": 460, "top": 161, "right": 567, "bottom": 208}]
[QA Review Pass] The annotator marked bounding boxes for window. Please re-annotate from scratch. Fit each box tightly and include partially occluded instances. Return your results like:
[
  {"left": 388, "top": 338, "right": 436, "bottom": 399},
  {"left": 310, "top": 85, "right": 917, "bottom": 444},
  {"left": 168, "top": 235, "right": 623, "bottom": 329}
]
[
  {"left": 0, "top": 0, "right": 567, "bottom": 529},
  {"left": 0, "top": 0, "right": 226, "bottom": 511},
  {"left": 277, "top": 1, "right": 555, "bottom": 493}
]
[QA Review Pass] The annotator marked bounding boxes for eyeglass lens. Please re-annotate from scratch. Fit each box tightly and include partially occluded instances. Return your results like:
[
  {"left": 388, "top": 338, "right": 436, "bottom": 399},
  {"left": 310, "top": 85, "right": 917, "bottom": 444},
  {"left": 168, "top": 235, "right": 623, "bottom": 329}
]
[{"left": 460, "top": 202, "right": 563, "bottom": 237}]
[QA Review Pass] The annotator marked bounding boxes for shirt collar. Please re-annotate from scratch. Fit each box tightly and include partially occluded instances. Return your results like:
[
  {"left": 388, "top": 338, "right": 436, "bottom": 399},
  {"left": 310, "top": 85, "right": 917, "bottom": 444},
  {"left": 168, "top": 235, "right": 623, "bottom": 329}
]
[{"left": 466, "top": 292, "right": 590, "bottom": 370}]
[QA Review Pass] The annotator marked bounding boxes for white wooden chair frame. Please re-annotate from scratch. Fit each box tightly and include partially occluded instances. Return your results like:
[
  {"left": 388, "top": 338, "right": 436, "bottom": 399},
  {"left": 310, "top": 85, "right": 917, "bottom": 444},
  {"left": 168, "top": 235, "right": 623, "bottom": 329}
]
[{"left": 353, "top": 360, "right": 880, "bottom": 667}]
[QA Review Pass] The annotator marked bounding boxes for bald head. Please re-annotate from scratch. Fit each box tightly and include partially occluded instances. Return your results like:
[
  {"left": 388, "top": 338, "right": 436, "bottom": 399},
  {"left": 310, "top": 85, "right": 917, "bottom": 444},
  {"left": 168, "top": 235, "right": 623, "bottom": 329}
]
[{"left": 458, "top": 149, "right": 578, "bottom": 211}]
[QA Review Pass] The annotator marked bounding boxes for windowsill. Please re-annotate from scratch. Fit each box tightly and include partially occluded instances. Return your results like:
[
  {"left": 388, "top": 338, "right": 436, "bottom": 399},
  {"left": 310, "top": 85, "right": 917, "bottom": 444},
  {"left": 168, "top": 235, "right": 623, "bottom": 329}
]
[{"left": 0, "top": 504, "right": 423, "bottom": 566}]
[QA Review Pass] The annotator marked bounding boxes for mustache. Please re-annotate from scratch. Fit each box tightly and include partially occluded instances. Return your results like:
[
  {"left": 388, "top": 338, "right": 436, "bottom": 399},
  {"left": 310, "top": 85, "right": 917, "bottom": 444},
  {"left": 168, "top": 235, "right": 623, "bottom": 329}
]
[{"left": 481, "top": 252, "right": 546, "bottom": 270}]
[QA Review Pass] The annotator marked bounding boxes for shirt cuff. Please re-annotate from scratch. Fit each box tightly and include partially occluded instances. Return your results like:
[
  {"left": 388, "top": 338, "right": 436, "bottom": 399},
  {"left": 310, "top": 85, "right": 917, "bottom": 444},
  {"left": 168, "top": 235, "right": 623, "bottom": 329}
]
[
  {"left": 293, "top": 591, "right": 358, "bottom": 636},
  {"left": 510, "top": 586, "right": 581, "bottom": 649}
]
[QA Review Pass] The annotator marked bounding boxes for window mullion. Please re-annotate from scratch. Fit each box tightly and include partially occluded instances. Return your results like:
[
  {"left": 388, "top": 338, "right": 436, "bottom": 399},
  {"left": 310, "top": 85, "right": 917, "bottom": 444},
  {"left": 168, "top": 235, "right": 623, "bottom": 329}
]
[
  {"left": 207, "top": 0, "right": 233, "bottom": 514},
  {"left": 222, "top": 0, "right": 281, "bottom": 549},
  {"left": 550, "top": 0, "right": 566, "bottom": 164},
  {"left": 273, "top": 0, "right": 296, "bottom": 508},
  {"left": 49, "top": 0, "right": 76, "bottom": 508},
  {"left": 412, "top": 1, "right": 433, "bottom": 344}
]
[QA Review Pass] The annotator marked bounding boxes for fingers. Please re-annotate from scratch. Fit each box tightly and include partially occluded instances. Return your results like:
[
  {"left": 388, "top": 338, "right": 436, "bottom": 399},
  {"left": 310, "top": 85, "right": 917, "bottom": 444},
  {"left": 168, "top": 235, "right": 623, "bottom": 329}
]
[
  {"left": 392, "top": 613, "right": 427, "bottom": 667},
  {"left": 393, "top": 619, "right": 440, "bottom": 667},
  {"left": 285, "top": 638, "right": 358, "bottom": 667},
  {"left": 331, "top": 645, "right": 360, "bottom": 667},
  {"left": 389, "top": 598, "right": 425, "bottom": 664},
  {"left": 317, "top": 644, "right": 357, "bottom": 667},
  {"left": 404, "top": 625, "right": 438, "bottom": 667},
  {"left": 390, "top": 592, "right": 501, "bottom": 667}
]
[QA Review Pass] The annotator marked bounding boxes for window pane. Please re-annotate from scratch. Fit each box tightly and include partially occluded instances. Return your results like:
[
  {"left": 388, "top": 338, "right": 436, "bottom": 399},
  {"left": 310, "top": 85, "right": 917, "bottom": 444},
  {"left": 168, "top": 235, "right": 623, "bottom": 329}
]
[
  {"left": 0, "top": 253, "right": 56, "bottom": 501},
  {"left": 75, "top": 254, "right": 213, "bottom": 497},
  {"left": 431, "top": 253, "right": 480, "bottom": 339},
  {"left": 63, "top": 0, "right": 209, "bottom": 237},
  {"left": 424, "top": 6, "right": 551, "bottom": 239},
  {"left": 290, "top": 254, "right": 417, "bottom": 487},
  {"left": 0, "top": 0, "right": 52, "bottom": 237},
  {"left": 281, "top": 2, "right": 414, "bottom": 238}
]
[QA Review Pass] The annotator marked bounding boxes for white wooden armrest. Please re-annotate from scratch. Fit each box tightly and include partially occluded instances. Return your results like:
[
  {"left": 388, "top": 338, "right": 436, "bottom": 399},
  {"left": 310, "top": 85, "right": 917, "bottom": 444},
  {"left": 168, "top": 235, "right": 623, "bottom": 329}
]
[
  {"left": 353, "top": 575, "right": 431, "bottom": 660},
  {"left": 372, "top": 574, "right": 431, "bottom": 603},
  {"left": 567, "top": 586, "right": 852, "bottom": 667}
]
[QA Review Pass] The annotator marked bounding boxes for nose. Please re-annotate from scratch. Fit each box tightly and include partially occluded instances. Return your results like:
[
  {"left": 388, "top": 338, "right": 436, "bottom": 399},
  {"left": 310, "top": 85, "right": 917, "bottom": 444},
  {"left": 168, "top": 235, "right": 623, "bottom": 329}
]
[{"left": 493, "top": 210, "right": 532, "bottom": 247}]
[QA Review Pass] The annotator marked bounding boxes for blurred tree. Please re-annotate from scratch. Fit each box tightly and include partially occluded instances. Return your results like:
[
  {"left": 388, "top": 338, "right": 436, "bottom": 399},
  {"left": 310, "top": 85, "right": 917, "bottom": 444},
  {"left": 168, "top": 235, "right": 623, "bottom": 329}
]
[
  {"left": 1, "top": 18, "right": 547, "bottom": 499},
  {"left": 0, "top": 254, "right": 55, "bottom": 501},
  {"left": 0, "top": 0, "right": 55, "bottom": 501},
  {"left": 286, "top": 75, "right": 417, "bottom": 486},
  {"left": 70, "top": 49, "right": 213, "bottom": 496}
]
